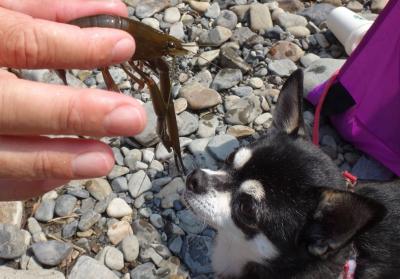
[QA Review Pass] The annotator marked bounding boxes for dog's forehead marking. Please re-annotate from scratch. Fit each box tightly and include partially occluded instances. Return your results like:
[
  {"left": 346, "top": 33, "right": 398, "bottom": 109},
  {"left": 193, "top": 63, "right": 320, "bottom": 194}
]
[
  {"left": 233, "top": 148, "right": 252, "bottom": 169},
  {"left": 239, "top": 180, "right": 265, "bottom": 201}
]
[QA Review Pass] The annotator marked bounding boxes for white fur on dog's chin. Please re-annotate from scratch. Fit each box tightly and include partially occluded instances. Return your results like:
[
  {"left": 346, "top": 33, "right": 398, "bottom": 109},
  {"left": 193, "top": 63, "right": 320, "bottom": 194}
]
[
  {"left": 233, "top": 148, "right": 252, "bottom": 169},
  {"left": 185, "top": 186, "right": 279, "bottom": 277}
]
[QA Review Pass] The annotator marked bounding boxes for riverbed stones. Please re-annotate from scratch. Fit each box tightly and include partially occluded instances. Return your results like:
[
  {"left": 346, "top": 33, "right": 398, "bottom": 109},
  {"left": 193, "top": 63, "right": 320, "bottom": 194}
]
[
  {"left": 180, "top": 82, "right": 222, "bottom": 110},
  {"left": 0, "top": 201, "right": 23, "bottom": 227},
  {"left": 69, "top": 256, "right": 118, "bottom": 279},
  {"left": 106, "top": 198, "right": 133, "bottom": 218},
  {"left": 249, "top": 3, "right": 273, "bottom": 32},
  {"left": 0, "top": 224, "right": 27, "bottom": 259},
  {"left": 31, "top": 240, "right": 72, "bottom": 266},
  {"left": 225, "top": 95, "right": 263, "bottom": 125}
]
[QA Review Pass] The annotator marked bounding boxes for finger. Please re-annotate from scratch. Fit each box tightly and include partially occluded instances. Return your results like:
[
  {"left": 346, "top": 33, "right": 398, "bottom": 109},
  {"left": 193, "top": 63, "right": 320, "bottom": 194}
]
[
  {"left": 0, "top": 78, "right": 147, "bottom": 136},
  {"left": 0, "top": 179, "right": 69, "bottom": 201},
  {"left": 0, "top": 69, "right": 18, "bottom": 79},
  {"left": 0, "top": 0, "right": 128, "bottom": 22},
  {"left": 0, "top": 8, "right": 135, "bottom": 69},
  {"left": 0, "top": 136, "right": 115, "bottom": 180}
]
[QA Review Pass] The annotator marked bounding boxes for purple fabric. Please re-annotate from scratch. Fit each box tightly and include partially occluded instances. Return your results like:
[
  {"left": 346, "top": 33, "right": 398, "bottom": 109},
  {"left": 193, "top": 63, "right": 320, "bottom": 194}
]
[{"left": 307, "top": 0, "right": 400, "bottom": 176}]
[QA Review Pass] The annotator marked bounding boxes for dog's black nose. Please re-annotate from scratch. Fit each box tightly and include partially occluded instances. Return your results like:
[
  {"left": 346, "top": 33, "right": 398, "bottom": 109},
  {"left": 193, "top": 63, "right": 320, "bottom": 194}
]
[{"left": 186, "top": 169, "right": 208, "bottom": 194}]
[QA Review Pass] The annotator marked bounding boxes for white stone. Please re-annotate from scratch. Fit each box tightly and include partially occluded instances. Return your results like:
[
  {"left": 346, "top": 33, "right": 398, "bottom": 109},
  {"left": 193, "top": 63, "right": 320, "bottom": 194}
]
[
  {"left": 107, "top": 220, "right": 133, "bottom": 245},
  {"left": 106, "top": 198, "right": 133, "bottom": 218},
  {"left": 164, "top": 7, "right": 181, "bottom": 24}
]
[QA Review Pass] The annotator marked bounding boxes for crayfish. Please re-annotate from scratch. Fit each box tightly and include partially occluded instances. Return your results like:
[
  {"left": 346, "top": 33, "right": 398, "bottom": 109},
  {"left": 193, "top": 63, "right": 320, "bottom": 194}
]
[{"left": 61, "top": 15, "right": 190, "bottom": 174}]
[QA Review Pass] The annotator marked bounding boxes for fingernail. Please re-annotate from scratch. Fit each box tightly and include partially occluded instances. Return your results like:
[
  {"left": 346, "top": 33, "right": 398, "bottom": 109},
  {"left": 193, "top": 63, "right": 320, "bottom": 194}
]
[
  {"left": 111, "top": 38, "right": 135, "bottom": 63},
  {"left": 72, "top": 152, "right": 110, "bottom": 177},
  {"left": 104, "top": 105, "right": 146, "bottom": 135}
]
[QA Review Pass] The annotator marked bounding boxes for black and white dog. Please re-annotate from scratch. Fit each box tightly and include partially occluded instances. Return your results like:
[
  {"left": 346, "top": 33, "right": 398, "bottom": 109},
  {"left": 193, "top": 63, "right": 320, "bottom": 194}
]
[{"left": 184, "top": 70, "right": 400, "bottom": 279}]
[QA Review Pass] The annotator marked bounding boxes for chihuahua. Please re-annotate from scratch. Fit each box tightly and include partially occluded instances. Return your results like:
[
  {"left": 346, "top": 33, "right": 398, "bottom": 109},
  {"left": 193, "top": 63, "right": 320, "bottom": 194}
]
[{"left": 184, "top": 69, "right": 400, "bottom": 279}]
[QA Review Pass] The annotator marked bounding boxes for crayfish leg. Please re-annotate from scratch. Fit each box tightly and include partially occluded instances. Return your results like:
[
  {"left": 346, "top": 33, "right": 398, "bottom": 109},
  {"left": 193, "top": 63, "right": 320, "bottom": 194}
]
[
  {"left": 147, "top": 58, "right": 186, "bottom": 175},
  {"left": 101, "top": 67, "right": 120, "bottom": 92},
  {"left": 131, "top": 59, "right": 185, "bottom": 175},
  {"left": 121, "top": 62, "right": 145, "bottom": 90}
]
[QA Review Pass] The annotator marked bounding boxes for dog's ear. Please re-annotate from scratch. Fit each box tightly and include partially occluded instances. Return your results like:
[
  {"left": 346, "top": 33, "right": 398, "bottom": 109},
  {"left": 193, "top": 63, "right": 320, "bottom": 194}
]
[
  {"left": 273, "top": 69, "right": 306, "bottom": 137},
  {"left": 301, "top": 189, "right": 386, "bottom": 258}
]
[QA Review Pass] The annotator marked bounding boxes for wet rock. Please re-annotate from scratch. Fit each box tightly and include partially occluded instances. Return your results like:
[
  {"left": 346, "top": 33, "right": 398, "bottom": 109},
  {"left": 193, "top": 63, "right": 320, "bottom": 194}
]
[
  {"left": 303, "top": 58, "right": 346, "bottom": 97},
  {"left": 0, "top": 224, "right": 27, "bottom": 259},
  {"left": 85, "top": 178, "right": 112, "bottom": 201},
  {"left": 150, "top": 214, "right": 164, "bottom": 229},
  {"left": 227, "top": 125, "right": 256, "bottom": 138},
  {"left": 300, "top": 53, "right": 320, "bottom": 67},
  {"left": 220, "top": 46, "right": 252, "bottom": 73},
  {"left": 347, "top": 0, "right": 363, "bottom": 12},
  {"left": 107, "top": 165, "right": 129, "bottom": 180},
  {"left": 107, "top": 220, "right": 133, "bottom": 245},
  {"left": 249, "top": 77, "right": 264, "bottom": 89},
  {"left": 130, "top": 262, "right": 156, "bottom": 279},
  {"left": 0, "top": 267, "right": 65, "bottom": 279},
  {"left": 121, "top": 235, "right": 140, "bottom": 262},
  {"left": 111, "top": 177, "right": 129, "bottom": 193},
  {"left": 215, "top": 10, "right": 238, "bottom": 30},
  {"left": 189, "top": 0, "right": 210, "bottom": 13},
  {"left": 104, "top": 246, "right": 124, "bottom": 271},
  {"left": 187, "top": 138, "right": 219, "bottom": 170},
  {"left": 371, "top": 0, "right": 389, "bottom": 13},
  {"left": 128, "top": 170, "right": 152, "bottom": 198},
  {"left": 249, "top": 3, "right": 273, "bottom": 32},
  {"left": 132, "top": 219, "right": 162, "bottom": 246},
  {"left": 268, "top": 58, "right": 298, "bottom": 77},
  {"left": 106, "top": 198, "right": 133, "bottom": 218},
  {"left": 212, "top": 68, "right": 243, "bottom": 91},
  {"left": 31, "top": 240, "right": 72, "bottom": 266},
  {"left": 277, "top": 0, "right": 305, "bottom": 13},
  {"left": 170, "top": 22, "right": 185, "bottom": 40},
  {"left": 174, "top": 98, "right": 188, "bottom": 114},
  {"left": 78, "top": 210, "right": 101, "bottom": 231},
  {"left": 207, "top": 135, "right": 240, "bottom": 161},
  {"left": 177, "top": 210, "right": 207, "bottom": 234},
  {"left": 277, "top": 13, "right": 307, "bottom": 29},
  {"left": 0, "top": 201, "right": 24, "bottom": 228},
  {"left": 197, "top": 114, "right": 219, "bottom": 138},
  {"left": 177, "top": 111, "right": 199, "bottom": 136},
  {"left": 201, "top": 26, "right": 233, "bottom": 46},
  {"left": 135, "top": 0, "right": 169, "bottom": 19},
  {"left": 225, "top": 95, "right": 263, "bottom": 125},
  {"left": 55, "top": 194, "right": 77, "bottom": 217},
  {"left": 164, "top": 7, "right": 181, "bottom": 24},
  {"left": 287, "top": 26, "right": 310, "bottom": 38},
  {"left": 196, "top": 49, "right": 220, "bottom": 67},
  {"left": 134, "top": 102, "right": 160, "bottom": 147},
  {"left": 181, "top": 234, "right": 213, "bottom": 275},
  {"left": 231, "top": 27, "right": 257, "bottom": 45},
  {"left": 299, "top": 3, "right": 335, "bottom": 26},
  {"left": 69, "top": 255, "right": 118, "bottom": 279},
  {"left": 62, "top": 220, "right": 78, "bottom": 239},
  {"left": 34, "top": 199, "right": 55, "bottom": 222},
  {"left": 268, "top": 41, "right": 304, "bottom": 62},
  {"left": 205, "top": 2, "right": 221, "bottom": 19},
  {"left": 180, "top": 82, "right": 222, "bottom": 110}
]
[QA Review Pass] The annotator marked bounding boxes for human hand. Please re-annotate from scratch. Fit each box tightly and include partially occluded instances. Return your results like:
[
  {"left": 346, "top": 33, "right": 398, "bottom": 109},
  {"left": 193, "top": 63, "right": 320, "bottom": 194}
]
[{"left": 0, "top": 0, "right": 146, "bottom": 201}]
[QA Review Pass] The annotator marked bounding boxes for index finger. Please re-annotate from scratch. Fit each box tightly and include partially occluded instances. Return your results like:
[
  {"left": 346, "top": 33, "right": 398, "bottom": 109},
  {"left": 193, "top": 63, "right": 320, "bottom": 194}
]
[{"left": 0, "top": 0, "right": 128, "bottom": 22}]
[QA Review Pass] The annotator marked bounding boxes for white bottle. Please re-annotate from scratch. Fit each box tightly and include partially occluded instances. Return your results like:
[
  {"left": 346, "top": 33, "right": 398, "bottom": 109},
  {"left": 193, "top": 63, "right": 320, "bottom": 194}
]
[{"left": 327, "top": 7, "right": 374, "bottom": 55}]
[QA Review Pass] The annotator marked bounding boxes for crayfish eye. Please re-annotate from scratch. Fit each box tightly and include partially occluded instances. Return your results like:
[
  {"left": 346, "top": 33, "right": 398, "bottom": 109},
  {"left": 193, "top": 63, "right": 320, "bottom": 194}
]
[{"left": 168, "top": 41, "right": 176, "bottom": 48}]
